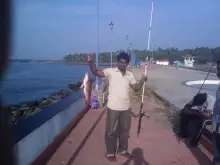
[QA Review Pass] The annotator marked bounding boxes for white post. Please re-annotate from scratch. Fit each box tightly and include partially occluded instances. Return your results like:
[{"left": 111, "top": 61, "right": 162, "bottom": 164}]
[{"left": 147, "top": 0, "right": 154, "bottom": 50}]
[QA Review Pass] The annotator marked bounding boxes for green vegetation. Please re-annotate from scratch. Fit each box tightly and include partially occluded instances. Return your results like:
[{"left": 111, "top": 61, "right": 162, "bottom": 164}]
[{"left": 63, "top": 47, "right": 220, "bottom": 64}]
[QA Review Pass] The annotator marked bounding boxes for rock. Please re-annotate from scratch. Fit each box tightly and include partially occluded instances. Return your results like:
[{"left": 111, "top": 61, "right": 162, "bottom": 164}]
[
  {"left": 68, "top": 83, "right": 78, "bottom": 90},
  {"left": 18, "top": 107, "right": 30, "bottom": 111},
  {"left": 39, "top": 99, "right": 53, "bottom": 108},
  {"left": 50, "top": 95, "right": 62, "bottom": 100},
  {"left": 7, "top": 87, "right": 81, "bottom": 125},
  {"left": 30, "top": 107, "right": 41, "bottom": 115},
  {"left": 11, "top": 110, "right": 19, "bottom": 116}
]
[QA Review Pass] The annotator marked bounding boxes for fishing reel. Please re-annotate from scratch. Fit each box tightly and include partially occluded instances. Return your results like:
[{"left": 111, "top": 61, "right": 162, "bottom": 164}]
[
  {"left": 140, "top": 110, "right": 149, "bottom": 118},
  {"left": 140, "top": 110, "right": 145, "bottom": 116}
]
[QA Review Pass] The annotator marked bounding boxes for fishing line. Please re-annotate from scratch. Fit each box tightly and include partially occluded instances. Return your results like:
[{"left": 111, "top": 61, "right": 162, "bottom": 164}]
[{"left": 197, "top": 49, "right": 216, "bottom": 94}]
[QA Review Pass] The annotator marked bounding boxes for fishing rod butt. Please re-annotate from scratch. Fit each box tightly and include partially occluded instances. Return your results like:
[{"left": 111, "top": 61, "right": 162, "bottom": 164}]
[{"left": 137, "top": 130, "right": 140, "bottom": 137}]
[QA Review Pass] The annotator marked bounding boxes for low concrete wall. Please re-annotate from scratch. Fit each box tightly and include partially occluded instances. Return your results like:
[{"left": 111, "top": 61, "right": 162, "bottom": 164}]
[
  {"left": 12, "top": 79, "right": 109, "bottom": 165},
  {"left": 12, "top": 91, "right": 85, "bottom": 165}
]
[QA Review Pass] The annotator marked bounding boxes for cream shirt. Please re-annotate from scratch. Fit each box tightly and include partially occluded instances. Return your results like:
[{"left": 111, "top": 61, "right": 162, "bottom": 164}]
[{"left": 103, "top": 67, "right": 137, "bottom": 111}]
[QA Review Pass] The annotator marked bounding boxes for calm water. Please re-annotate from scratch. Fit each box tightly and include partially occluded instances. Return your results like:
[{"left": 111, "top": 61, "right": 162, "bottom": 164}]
[{"left": 0, "top": 63, "right": 99, "bottom": 105}]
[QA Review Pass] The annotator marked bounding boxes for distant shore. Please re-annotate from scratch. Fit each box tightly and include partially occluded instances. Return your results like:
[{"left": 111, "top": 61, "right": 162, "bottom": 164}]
[
  {"left": 10, "top": 59, "right": 116, "bottom": 66},
  {"left": 11, "top": 59, "right": 217, "bottom": 73}
]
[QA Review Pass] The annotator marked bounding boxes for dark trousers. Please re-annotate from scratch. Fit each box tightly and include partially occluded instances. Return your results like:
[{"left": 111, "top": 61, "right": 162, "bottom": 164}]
[
  {"left": 213, "top": 133, "right": 220, "bottom": 165},
  {"left": 105, "top": 108, "right": 131, "bottom": 154},
  {"left": 179, "top": 109, "right": 205, "bottom": 145}
]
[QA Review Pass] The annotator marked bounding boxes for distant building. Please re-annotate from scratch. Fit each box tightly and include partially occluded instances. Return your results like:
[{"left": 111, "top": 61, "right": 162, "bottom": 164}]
[
  {"left": 156, "top": 59, "right": 169, "bottom": 65},
  {"left": 183, "top": 54, "right": 195, "bottom": 67},
  {"left": 174, "top": 60, "right": 184, "bottom": 67}
]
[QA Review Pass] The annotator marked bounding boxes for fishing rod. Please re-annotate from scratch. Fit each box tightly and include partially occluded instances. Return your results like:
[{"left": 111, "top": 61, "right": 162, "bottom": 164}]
[
  {"left": 137, "top": 62, "right": 149, "bottom": 137},
  {"left": 137, "top": 0, "right": 154, "bottom": 137},
  {"left": 197, "top": 49, "right": 216, "bottom": 94}
]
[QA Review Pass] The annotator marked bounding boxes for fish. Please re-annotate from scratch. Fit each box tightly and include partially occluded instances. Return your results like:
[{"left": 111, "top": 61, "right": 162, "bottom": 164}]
[{"left": 81, "top": 72, "right": 92, "bottom": 106}]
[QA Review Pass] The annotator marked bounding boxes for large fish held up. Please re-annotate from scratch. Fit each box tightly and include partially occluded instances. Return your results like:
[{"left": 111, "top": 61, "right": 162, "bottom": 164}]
[{"left": 80, "top": 72, "right": 92, "bottom": 106}]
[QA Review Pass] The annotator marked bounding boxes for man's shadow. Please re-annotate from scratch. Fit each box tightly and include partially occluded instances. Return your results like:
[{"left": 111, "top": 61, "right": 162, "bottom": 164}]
[{"left": 121, "top": 148, "right": 149, "bottom": 165}]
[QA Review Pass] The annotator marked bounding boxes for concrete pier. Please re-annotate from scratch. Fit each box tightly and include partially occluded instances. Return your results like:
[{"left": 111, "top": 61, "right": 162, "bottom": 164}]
[
  {"left": 30, "top": 64, "right": 215, "bottom": 165},
  {"left": 47, "top": 96, "right": 212, "bottom": 165}
]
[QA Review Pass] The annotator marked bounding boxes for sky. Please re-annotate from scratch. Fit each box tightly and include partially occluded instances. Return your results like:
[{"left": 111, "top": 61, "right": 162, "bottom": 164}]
[{"left": 12, "top": 0, "right": 220, "bottom": 60}]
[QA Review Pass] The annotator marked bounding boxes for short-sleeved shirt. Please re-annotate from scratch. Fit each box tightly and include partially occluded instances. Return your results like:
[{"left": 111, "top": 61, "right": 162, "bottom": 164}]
[{"left": 103, "top": 67, "right": 136, "bottom": 111}]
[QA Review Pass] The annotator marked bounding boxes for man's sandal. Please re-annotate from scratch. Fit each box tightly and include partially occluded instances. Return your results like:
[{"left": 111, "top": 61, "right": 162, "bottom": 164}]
[
  {"left": 105, "top": 154, "right": 117, "bottom": 162},
  {"left": 118, "top": 151, "right": 132, "bottom": 158}
]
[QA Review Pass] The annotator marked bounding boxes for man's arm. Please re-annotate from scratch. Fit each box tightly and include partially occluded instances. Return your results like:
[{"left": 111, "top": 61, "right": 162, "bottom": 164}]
[
  {"left": 130, "top": 79, "right": 145, "bottom": 92},
  {"left": 202, "top": 95, "right": 216, "bottom": 117},
  {"left": 129, "top": 74, "right": 147, "bottom": 92},
  {"left": 88, "top": 59, "right": 105, "bottom": 77}
]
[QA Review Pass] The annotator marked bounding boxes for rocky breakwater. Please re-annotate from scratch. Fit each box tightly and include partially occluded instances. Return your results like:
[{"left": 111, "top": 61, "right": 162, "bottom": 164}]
[{"left": 5, "top": 81, "right": 83, "bottom": 125}]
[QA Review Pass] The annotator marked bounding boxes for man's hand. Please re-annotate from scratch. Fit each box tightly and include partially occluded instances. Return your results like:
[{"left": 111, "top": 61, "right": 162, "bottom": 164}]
[
  {"left": 201, "top": 109, "right": 212, "bottom": 118},
  {"left": 86, "top": 54, "right": 105, "bottom": 77},
  {"left": 130, "top": 76, "right": 147, "bottom": 92},
  {"left": 85, "top": 54, "right": 92, "bottom": 63},
  {"left": 201, "top": 112, "right": 211, "bottom": 118},
  {"left": 141, "top": 75, "right": 148, "bottom": 82}
]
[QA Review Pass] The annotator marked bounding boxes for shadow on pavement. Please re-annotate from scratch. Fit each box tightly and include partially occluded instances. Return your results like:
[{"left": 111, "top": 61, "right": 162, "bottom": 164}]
[{"left": 121, "top": 148, "right": 150, "bottom": 165}]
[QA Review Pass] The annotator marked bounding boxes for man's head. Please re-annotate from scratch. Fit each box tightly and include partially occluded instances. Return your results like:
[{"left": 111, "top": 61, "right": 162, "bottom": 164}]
[
  {"left": 117, "top": 52, "right": 130, "bottom": 72},
  {"left": 193, "top": 93, "right": 207, "bottom": 106},
  {"left": 217, "top": 60, "right": 220, "bottom": 79}
]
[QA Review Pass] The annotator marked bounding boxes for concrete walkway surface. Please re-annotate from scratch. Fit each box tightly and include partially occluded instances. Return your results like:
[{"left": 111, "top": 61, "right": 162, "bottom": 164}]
[
  {"left": 132, "top": 64, "right": 218, "bottom": 110},
  {"left": 47, "top": 96, "right": 212, "bottom": 165}
]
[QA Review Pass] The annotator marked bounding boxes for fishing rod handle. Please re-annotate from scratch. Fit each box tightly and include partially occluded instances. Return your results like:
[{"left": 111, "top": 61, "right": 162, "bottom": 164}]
[
  {"left": 141, "top": 63, "right": 148, "bottom": 103},
  {"left": 144, "top": 62, "right": 148, "bottom": 76}
]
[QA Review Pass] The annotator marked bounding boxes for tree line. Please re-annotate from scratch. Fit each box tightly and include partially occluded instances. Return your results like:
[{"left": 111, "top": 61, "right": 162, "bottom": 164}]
[{"left": 63, "top": 46, "right": 220, "bottom": 64}]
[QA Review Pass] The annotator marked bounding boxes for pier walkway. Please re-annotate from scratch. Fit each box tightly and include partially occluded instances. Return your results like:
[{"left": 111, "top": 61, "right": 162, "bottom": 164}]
[{"left": 47, "top": 96, "right": 212, "bottom": 165}]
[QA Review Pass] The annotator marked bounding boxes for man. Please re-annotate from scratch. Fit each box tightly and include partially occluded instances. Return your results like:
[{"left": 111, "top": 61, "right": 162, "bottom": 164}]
[
  {"left": 179, "top": 93, "right": 215, "bottom": 147},
  {"left": 213, "top": 60, "right": 220, "bottom": 165},
  {"left": 87, "top": 52, "right": 147, "bottom": 162}
]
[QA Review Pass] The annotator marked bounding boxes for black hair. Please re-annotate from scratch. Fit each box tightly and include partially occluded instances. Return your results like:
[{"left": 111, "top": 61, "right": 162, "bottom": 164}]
[
  {"left": 117, "top": 52, "right": 130, "bottom": 63},
  {"left": 193, "top": 93, "right": 207, "bottom": 106}
]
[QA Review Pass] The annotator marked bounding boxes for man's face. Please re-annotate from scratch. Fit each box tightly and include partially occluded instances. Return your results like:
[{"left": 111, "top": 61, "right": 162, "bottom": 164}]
[
  {"left": 117, "top": 59, "right": 129, "bottom": 72},
  {"left": 217, "top": 62, "right": 220, "bottom": 79}
]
